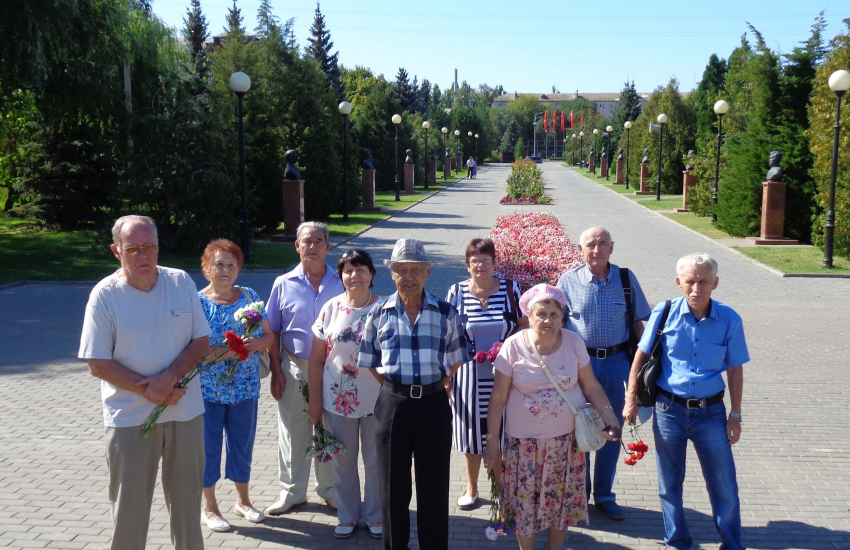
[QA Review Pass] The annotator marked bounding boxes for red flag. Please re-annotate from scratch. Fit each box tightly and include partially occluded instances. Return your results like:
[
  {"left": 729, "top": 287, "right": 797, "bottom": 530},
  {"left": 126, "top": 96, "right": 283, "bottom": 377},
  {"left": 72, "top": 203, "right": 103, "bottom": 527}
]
[
  {"left": 552, "top": 110, "right": 558, "bottom": 132},
  {"left": 570, "top": 110, "right": 574, "bottom": 129},
  {"left": 543, "top": 111, "right": 548, "bottom": 133},
  {"left": 562, "top": 111, "right": 566, "bottom": 130},
  {"left": 580, "top": 115, "right": 584, "bottom": 125}
]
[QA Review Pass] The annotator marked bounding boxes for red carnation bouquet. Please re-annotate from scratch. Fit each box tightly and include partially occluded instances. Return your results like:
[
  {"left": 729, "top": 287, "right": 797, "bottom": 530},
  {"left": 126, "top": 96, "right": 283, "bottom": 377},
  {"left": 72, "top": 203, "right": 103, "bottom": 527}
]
[
  {"left": 139, "top": 331, "right": 248, "bottom": 437},
  {"left": 621, "top": 383, "right": 650, "bottom": 465},
  {"left": 218, "top": 330, "right": 251, "bottom": 383}
]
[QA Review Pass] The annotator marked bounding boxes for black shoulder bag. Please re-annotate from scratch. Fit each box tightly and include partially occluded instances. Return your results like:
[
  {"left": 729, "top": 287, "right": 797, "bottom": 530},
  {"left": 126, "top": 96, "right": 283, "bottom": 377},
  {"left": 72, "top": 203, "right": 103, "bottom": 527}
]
[{"left": 635, "top": 300, "right": 672, "bottom": 407}]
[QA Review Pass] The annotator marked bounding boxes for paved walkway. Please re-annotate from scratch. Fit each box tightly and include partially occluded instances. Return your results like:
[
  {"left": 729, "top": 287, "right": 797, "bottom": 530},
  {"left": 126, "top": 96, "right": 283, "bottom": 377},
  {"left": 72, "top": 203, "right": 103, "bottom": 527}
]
[{"left": 1, "top": 163, "right": 849, "bottom": 549}]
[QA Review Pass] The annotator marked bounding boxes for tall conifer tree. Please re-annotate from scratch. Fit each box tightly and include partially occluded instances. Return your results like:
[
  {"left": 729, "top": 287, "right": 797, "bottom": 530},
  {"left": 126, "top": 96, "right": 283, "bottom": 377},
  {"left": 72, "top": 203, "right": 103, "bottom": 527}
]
[{"left": 306, "top": 2, "right": 342, "bottom": 98}]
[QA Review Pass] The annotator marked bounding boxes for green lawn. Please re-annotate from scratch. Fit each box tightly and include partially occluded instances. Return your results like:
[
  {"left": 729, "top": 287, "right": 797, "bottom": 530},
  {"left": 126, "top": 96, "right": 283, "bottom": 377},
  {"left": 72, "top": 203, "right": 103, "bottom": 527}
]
[
  {"left": 635, "top": 197, "right": 685, "bottom": 210},
  {"left": 1, "top": 178, "right": 461, "bottom": 286},
  {"left": 661, "top": 213, "right": 734, "bottom": 239},
  {"left": 733, "top": 246, "right": 850, "bottom": 274},
  {"left": 0, "top": 216, "right": 302, "bottom": 285}
]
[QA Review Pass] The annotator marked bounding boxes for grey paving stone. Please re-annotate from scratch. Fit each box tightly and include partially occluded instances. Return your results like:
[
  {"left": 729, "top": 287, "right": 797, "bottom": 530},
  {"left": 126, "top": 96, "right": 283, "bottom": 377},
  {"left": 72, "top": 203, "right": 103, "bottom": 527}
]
[{"left": 1, "top": 163, "right": 849, "bottom": 549}]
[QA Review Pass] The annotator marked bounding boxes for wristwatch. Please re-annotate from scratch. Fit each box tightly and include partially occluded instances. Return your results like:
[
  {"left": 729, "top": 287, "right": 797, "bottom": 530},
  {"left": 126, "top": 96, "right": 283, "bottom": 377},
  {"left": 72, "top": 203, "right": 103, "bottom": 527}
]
[{"left": 728, "top": 412, "right": 742, "bottom": 421}]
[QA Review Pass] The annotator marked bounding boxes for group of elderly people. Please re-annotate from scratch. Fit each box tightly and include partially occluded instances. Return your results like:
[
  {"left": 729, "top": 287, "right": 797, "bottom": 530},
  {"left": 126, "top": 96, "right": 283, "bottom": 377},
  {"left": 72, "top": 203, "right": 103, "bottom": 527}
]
[{"left": 82, "top": 214, "right": 749, "bottom": 550}]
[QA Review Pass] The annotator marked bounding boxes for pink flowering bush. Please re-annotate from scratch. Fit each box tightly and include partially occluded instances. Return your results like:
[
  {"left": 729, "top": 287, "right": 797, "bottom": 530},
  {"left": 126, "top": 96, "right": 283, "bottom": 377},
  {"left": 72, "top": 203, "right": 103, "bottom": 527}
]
[{"left": 490, "top": 212, "right": 583, "bottom": 291}]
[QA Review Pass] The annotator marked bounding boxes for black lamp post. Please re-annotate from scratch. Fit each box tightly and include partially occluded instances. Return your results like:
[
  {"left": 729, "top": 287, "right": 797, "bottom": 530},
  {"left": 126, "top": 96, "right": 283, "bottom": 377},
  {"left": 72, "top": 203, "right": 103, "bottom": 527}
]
[
  {"left": 571, "top": 134, "right": 576, "bottom": 165},
  {"left": 605, "top": 125, "right": 613, "bottom": 180},
  {"left": 592, "top": 129, "right": 599, "bottom": 174},
  {"left": 229, "top": 71, "right": 251, "bottom": 261},
  {"left": 579, "top": 132, "right": 584, "bottom": 167},
  {"left": 624, "top": 121, "right": 632, "bottom": 190},
  {"left": 441, "top": 126, "right": 448, "bottom": 180},
  {"left": 711, "top": 100, "right": 729, "bottom": 225},
  {"left": 338, "top": 101, "right": 352, "bottom": 220},
  {"left": 423, "top": 120, "right": 431, "bottom": 190},
  {"left": 392, "top": 113, "right": 401, "bottom": 201},
  {"left": 454, "top": 129, "right": 460, "bottom": 167},
  {"left": 655, "top": 113, "right": 668, "bottom": 201},
  {"left": 824, "top": 69, "right": 850, "bottom": 268},
  {"left": 474, "top": 133, "right": 479, "bottom": 163}
]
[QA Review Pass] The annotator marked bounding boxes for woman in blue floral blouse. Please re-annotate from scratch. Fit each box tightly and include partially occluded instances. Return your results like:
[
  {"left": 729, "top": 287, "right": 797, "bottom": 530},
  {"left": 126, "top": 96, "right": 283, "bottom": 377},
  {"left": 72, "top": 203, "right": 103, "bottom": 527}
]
[{"left": 198, "top": 239, "right": 273, "bottom": 533}]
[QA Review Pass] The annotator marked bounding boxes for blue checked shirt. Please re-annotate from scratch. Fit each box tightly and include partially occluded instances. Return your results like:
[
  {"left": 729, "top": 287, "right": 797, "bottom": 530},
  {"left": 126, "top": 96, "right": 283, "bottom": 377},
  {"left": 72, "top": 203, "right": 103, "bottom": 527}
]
[
  {"left": 556, "top": 263, "right": 651, "bottom": 349},
  {"left": 358, "top": 290, "right": 468, "bottom": 385},
  {"left": 639, "top": 297, "right": 750, "bottom": 399}
]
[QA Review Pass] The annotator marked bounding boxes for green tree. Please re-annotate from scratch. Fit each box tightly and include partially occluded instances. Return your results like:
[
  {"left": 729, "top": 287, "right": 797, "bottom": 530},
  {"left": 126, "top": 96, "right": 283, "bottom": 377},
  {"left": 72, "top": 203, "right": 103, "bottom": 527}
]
[
  {"left": 182, "top": 0, "right": 208, "bottom": 59},
  {"left": 807, "top": 19, "right": 850, "bottom": 256},
  {"left": 617, "top": 79, "right": 696, "bottom": 195},
  {"left": 693, "top": 54, "right": 728, "bottom": 141},
  {"left": 306, "top": 1, "right": 342, "bottom": 99},
  {"left": 715, "top": 29, "right": 782, "bottom": 237},
  {"left": 608, "top": 80, "right": 642, "bottom": 146},
  {"left": 394, "top": 67, "right": 414, "bottom": 112}
]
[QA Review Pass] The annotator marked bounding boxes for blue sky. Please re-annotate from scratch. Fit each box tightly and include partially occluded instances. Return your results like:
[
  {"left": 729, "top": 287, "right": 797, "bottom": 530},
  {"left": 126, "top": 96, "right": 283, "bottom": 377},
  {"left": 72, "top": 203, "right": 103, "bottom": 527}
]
[{"left": 151, "top": 0, "right": 848, "bottom": 94}]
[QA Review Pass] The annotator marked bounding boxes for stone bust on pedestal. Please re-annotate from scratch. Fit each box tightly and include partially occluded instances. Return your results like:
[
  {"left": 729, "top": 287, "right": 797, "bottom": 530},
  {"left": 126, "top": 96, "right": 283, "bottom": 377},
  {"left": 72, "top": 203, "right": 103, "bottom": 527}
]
[
  {"left": 641, "top": 148, "right": 650, "bottom": 164},
  {"left": 766, "top": 151, "right": 784, "bottom": 182},
  {"left": 362, "top": 148, "right": 374, "bottom": 170},
  {"left": 284, "top": 150, "right": 300, "bottom": 180},
  {"left": 405, "top": 149, "right": 413, "bottom": 164},
  {"left": 618, "top": 148, "right": 624, "bottom": 161}
]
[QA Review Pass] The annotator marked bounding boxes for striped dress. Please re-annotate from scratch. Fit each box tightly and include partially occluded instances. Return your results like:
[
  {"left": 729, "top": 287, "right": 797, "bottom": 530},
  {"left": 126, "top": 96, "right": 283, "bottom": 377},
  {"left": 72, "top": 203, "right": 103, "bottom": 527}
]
[{"left": 446, "top": 278, "right": 523, "bottom": 454}]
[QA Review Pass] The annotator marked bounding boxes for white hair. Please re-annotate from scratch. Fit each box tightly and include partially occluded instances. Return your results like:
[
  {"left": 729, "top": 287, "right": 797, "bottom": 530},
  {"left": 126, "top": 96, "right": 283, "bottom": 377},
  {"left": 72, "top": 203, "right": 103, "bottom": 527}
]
[
  {"left": 296, "top": 221, "right": 329, "bottom": 242},
  {"left": 676, "top": 253, "right": 718, "bottom": 278},
  {"left": 579, "top": 227, "right": 613, "bottom": 246},
  {"left": 112, "top": 215, "right": 157, "bottom": 247}
]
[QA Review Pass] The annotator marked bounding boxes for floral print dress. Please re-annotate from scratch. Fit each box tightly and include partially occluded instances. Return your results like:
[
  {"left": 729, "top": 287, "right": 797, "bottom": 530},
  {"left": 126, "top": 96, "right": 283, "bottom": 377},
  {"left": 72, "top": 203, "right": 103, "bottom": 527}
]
[{"left": 312, "top": 294, "right": 380, "bottom": 418}]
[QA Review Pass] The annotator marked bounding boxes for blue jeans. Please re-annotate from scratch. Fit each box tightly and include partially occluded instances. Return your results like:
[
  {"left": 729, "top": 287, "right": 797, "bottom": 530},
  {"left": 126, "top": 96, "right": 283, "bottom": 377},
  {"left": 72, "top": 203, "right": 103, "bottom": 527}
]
[
  {"left": 203, "top": 398, "right": 258, "bottom": 487},
  {"left": 653, "top": 392, "right": 743, "bottom": 550},
  {"left": 585, "top": 351, "right": 630, "bottom": 504}
]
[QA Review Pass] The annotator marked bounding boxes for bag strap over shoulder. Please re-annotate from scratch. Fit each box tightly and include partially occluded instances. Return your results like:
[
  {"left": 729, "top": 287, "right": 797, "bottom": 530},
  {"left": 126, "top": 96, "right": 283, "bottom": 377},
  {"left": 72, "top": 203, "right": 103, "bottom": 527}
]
[
  {"left": 648, "top": 300, "right": 673, "bottom": 355},
  {"left": 619, "top": 268, "right": 636, "bottom": 348},
  {"left": 236, "top": 286, "right": 252, "bottom": 302},
  {"left": 527, "top": 332, "right": 581, "bottom": 417}
]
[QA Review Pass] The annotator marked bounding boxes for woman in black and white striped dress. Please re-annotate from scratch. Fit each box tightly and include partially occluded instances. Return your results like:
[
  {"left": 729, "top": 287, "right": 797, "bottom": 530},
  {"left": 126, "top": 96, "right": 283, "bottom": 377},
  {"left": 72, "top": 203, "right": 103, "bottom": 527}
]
[{"left": 446, "top": 238, "right": 526, "bottom": 510}]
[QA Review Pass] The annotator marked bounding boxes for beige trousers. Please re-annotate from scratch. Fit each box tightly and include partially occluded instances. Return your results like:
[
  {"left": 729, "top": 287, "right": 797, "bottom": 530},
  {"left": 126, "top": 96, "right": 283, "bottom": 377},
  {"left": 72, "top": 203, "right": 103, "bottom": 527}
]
[
  {"left": 277, "top": 352, "right": 336, "bottom": 504},
  {"left": 104, "top": 415, "right": 205, "bottom": 550}
]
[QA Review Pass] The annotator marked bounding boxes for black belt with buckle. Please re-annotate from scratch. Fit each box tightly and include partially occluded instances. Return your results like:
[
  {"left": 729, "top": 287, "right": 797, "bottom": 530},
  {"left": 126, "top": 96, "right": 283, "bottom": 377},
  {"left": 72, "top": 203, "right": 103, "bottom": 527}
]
[
  {"left": 586, "top": 341, "right": 630, "bottom": 360},
  {"left": 657, "top": 387, "right": 725, "bottom": 409},
  {"left": 382, "top": 379, "right": 445, "bottom": 399}
]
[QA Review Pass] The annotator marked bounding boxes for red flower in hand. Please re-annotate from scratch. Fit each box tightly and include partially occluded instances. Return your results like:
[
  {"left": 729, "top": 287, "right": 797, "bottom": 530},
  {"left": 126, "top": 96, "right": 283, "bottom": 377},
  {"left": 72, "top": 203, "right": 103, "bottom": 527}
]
[
  {"left": 225, "top": 330, "right": 250, "bottom": 361},
  {"left": 474, "top": 350, "right": 488, "bottom": 363}
]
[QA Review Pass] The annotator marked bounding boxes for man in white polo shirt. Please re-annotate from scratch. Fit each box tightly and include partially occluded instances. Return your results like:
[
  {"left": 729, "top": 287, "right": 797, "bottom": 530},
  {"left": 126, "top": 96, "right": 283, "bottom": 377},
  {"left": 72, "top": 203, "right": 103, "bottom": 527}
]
[{"left": 79, "top": 215, "right": 210, "bottom": 550}]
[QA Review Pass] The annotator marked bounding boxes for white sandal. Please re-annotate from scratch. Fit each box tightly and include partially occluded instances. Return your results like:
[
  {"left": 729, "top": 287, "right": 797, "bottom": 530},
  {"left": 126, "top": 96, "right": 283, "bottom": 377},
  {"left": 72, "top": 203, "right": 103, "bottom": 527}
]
[{"left": 202, "top": 513, "right": 231, "bottom": 532}]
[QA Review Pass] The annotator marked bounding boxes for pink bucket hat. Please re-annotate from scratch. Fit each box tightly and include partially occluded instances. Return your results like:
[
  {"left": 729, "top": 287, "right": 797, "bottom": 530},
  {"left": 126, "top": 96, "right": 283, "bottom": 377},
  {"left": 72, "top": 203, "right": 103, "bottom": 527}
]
[{"left": 519, "top": 283, "right": 568, "bottom": 315}]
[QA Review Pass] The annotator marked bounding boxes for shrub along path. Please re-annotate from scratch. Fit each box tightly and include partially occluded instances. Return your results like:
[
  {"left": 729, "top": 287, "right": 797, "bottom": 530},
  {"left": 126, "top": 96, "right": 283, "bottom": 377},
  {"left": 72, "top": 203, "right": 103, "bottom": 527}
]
[{"left": 1, "top": 162, "right": 848, "bottom": 549}]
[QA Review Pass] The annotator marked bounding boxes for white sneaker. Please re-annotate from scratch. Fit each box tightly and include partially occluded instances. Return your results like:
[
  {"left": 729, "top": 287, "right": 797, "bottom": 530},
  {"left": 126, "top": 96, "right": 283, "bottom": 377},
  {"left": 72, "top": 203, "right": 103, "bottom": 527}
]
[
  {"left": 456, "top": 490, "right": 479, "bottom": 510},
  {"left": 234, "top": 503, "right": 265, "bottom": 523},
  {"left": 202, "top": 513, "right": 231, "bottom": 532}
]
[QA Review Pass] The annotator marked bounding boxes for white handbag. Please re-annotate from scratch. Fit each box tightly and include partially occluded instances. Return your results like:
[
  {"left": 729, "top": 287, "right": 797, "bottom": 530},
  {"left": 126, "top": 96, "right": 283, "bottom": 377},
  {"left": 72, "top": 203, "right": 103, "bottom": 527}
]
[{"left": 529, "top": 336, "right": 607, "bottom": 452}]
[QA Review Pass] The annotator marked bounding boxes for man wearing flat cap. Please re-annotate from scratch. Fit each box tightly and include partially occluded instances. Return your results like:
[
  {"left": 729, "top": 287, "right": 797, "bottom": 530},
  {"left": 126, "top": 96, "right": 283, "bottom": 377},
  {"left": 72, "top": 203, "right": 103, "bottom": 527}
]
[{"left": 358, "top": 238, "right": 468, "bottom": 550}]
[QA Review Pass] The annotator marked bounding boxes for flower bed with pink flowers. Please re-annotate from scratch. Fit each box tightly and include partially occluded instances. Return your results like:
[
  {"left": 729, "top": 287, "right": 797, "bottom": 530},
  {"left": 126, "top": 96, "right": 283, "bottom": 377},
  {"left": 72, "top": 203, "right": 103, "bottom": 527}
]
[{"left": 490, "top": 212, "right": 583, "bottom": 291}]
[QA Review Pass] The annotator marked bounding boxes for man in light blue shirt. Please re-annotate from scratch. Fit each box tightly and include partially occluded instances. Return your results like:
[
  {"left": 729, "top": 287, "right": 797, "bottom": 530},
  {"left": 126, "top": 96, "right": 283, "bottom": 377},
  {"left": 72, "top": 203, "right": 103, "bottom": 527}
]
[
  {"left": 265, "top": 222, "right": 344, "bottom": 515},
  {"left": 624, "top": 252, "right": 749, "bottom": 550},
  {"left": 557, "top": 226, "right": 650, "bottom": 520}
]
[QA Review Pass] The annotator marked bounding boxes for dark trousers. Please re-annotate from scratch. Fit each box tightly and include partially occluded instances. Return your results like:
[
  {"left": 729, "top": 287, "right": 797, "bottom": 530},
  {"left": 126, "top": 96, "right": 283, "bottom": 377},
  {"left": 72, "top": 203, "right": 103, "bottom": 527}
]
[{"left": 375, "top": 385, "right": 452, "bottom": 550}]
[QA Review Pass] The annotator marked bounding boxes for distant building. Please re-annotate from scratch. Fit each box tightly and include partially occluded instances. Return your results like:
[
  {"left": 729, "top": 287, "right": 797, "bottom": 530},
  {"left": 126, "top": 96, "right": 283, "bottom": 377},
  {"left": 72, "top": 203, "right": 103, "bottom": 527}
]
[{"left": 491, "top": 92, "right": 690, "bottom": 115}]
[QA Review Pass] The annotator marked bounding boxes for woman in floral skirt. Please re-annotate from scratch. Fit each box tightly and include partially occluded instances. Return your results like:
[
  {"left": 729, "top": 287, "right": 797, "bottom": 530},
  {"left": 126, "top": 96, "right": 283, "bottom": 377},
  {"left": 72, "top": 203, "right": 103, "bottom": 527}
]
[
  {"left": 483, "top": 284, "right": 620, "bottom": 549},
  {"left": 307, "top": 249, "right": 382, "bottom": 540}
]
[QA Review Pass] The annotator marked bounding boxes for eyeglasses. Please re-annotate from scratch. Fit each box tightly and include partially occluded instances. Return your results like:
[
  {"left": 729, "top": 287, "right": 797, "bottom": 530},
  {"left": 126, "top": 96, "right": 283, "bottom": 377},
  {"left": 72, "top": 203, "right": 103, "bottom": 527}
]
[
  {"left": 213, "top": 263, "right": 238, "bottom": 271},
  {"left": 468, "top": 257, "right": 494, "bottom": 266},
  {"left": 121, "top": 244, "right": 159, "bottom": 256}
]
